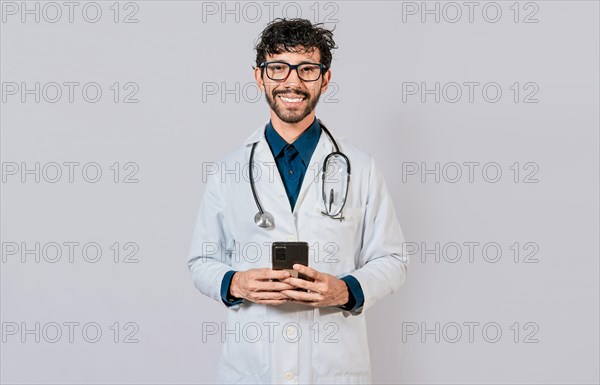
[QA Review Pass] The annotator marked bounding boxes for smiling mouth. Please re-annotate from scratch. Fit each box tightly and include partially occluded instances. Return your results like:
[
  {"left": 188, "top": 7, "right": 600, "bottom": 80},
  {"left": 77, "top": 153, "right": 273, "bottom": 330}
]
[{"left": 277, "top": 94, "right": 306, "bottom": 104}]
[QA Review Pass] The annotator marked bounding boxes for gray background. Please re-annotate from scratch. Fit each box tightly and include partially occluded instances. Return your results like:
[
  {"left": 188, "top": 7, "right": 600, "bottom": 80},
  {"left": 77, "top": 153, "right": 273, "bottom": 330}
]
[{"left": 1, "top": 1, "right": 599, "bottom": 383}]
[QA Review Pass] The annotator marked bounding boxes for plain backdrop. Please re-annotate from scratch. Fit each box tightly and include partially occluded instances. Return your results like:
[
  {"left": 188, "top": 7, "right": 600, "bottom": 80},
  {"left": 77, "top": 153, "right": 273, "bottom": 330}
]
[{"left": 1, "top": 1, "right": 599, "bottom": 384}]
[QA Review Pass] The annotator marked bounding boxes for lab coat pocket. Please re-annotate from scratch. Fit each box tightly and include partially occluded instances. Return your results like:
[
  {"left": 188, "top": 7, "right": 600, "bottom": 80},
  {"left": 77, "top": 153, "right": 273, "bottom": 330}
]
[
  {"left": 218, "top": 304, "right": 269, "bottom": 377},
  {"left": 312, "top": 309, "right": 371, "bottom": 378},
  {"left": 308, "top": 205, "right": 364, "bottom": 277}
]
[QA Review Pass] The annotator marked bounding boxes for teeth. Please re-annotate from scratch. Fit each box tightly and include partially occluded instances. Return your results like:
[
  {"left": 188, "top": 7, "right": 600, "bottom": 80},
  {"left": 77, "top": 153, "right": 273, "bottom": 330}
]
[{"left": 280, "top": 96, "right": 304, "bottom": 103}]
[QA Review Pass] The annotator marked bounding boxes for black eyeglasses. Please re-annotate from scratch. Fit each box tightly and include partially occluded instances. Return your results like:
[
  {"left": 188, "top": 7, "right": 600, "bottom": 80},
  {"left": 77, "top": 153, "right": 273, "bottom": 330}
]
[{"left": 259, "top": 61, "right": 327, "bottom": 82}]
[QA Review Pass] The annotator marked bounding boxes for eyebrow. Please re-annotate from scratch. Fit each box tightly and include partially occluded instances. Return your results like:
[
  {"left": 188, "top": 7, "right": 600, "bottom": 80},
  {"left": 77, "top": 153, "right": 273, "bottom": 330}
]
[{"left": 270, "top": 60, "right": 320, "bottom": 65}]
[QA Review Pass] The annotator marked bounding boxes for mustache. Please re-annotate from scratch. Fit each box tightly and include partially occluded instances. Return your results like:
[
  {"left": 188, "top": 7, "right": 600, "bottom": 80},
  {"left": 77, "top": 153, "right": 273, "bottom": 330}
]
[{"left": 273, "top": 90, "right": 309, "bottom": 98}]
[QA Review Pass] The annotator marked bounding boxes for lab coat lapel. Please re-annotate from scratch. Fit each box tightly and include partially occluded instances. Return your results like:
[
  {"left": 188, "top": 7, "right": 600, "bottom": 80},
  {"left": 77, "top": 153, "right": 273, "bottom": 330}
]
[
  {"left": 294, "top": 126, "right": 335, "bottom": 213},
  {"left": 243, "top": 124, "right": 292, "bottom": 217}
]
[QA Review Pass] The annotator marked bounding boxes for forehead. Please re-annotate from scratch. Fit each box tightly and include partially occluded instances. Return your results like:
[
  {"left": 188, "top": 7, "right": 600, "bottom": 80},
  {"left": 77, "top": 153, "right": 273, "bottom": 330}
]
[{"left": 266, "top": 46, "right": 321, "bottom": 63}]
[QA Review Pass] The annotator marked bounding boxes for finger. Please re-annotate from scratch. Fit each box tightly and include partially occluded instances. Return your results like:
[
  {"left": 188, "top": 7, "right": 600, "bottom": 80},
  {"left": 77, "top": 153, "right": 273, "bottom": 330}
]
[
  {"left": 256, "top": 281, "right": 295, "bottom": 292},
  {"left": 249, "top": 292, "right": 290, "bottom": 301},
  {"left": 292, "top": 264, "right": 322, "bottom": 281},
  {"left": 256, "top": 269, "right": 291, "bottom": 280},
  {"left": 289, "top": 300, "right": 319, "bottom": 307},
  {"left": 281, "top": 277, "right": 318, "bottom": 292},
  {"left": 255, "top": 299, "right": 290, "bottom": 305},
  {"left": 281, "top": 289, "right": 320, "bottom": 302}
]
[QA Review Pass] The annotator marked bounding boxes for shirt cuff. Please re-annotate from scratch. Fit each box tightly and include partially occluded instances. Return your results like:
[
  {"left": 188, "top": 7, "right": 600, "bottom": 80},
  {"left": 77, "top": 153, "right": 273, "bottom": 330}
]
[
  {"left": 221, "top": 270, "right": 243, "bottom": 307},
  {"left": 339, "top": 275, "right": 364, "bottom": 312}
]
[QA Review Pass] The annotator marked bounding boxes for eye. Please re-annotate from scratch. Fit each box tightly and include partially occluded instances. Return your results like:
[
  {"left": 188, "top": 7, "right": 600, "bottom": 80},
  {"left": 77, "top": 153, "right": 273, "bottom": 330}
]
[
  {"left": 301, "top": 65, "right": 319, "bottom": 73},
  {"left": 269, "top": 64, "right": 287, "bottom": 71}
]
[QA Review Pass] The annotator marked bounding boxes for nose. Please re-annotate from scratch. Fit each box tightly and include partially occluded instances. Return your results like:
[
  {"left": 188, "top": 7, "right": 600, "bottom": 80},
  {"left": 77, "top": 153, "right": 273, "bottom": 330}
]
[{"left": 281, "top": 66, "right": 302, "bottom": 85}]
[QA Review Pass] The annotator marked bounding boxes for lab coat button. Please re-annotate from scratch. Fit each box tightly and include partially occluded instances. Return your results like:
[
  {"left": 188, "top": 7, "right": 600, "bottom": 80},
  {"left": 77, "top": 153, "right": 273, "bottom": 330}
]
[
  {"left": 286, "top": 326, "right": 297, "bottom": 338},
  {"left": 284, "top": 372, "right": 294, "bottom": 380}
]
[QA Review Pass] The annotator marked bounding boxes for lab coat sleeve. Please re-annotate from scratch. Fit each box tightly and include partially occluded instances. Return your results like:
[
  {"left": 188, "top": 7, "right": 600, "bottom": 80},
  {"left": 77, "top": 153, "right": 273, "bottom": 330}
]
[
  {"left": 187, "top": 172, "right": 240, "bottom": 309},
  {"left": 339, "top": 275, "right": 364, "bottom": 311},
  {"left": 346, "top": 155, "right": 409, "bottom": 316}
]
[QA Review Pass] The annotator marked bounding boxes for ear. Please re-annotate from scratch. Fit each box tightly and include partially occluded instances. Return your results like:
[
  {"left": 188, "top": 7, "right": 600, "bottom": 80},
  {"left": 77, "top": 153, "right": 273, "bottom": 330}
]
[
  {"left": 320, "top": 69, "right": 332, "bottom": 94},
  {"left": 254, "top": 66, "right": 264, "bottom": 92}
]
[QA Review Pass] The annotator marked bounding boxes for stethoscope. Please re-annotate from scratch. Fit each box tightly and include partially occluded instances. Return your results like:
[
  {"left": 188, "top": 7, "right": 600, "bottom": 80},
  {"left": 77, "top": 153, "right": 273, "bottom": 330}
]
[{"left": 249, "top": 120, "right": 351, "bottom": 228}]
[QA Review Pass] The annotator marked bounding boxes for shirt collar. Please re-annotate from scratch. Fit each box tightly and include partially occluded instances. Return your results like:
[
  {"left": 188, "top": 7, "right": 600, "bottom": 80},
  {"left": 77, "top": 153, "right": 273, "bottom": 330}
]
[{"left": 265, "top": 118, "right": 322, "bottom": 164}]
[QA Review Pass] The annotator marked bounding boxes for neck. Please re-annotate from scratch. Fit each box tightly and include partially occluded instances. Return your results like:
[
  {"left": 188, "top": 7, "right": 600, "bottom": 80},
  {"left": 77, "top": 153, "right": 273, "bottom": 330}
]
[{"left": 270, "top": 111, "right": 316, "bottom": 143}]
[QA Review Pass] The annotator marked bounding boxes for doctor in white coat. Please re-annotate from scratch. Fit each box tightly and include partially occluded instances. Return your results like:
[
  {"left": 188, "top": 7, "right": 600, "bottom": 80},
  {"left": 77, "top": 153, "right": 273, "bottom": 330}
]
[{"left": 188, "top": 18, "right": 408, "bottom": 384}]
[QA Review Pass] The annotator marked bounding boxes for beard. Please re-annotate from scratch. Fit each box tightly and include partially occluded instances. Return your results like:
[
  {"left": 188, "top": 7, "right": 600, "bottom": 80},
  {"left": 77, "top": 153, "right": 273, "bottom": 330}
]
[{"left": 265, "top": 88, "right": 321, "bottom": 124}]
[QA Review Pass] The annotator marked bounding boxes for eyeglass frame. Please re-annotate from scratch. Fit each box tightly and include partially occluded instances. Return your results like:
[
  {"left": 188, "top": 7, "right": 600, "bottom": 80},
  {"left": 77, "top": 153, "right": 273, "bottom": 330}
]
[{"left": 258, "top": 61, "right": 328, "bottom": 82}]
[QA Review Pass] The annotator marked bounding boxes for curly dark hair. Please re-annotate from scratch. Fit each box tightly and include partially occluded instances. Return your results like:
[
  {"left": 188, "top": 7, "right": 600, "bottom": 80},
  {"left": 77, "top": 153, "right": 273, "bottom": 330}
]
[{"left": 254, "top": 18, "right": 337, "bottom": 69}]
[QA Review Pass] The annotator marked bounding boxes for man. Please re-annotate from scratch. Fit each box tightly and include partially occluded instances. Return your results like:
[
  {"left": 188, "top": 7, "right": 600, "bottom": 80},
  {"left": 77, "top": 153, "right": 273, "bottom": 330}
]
[{"left": 188, "top": 18, "right": 408, "bottom": 384}]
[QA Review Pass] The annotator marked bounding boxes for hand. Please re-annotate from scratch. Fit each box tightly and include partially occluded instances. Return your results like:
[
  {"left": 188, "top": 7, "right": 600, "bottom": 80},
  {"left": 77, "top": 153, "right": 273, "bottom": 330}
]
[
  {"left": 280, "top": 264, "right": 350, "bottom": 307},
  {"left": 230, "top": 268, "right": 294, "bottom": 305}
]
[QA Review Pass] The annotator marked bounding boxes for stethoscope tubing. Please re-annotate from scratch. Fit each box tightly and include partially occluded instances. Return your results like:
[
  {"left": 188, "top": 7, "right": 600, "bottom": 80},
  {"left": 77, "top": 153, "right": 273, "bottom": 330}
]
[{"left": 249, "top": 120, "right": 350, "bottom": 225}]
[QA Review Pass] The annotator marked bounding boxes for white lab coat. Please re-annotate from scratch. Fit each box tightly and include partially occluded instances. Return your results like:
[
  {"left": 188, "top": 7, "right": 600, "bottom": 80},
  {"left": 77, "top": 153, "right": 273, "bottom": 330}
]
[{"left": 188, "top": 121, "right": 408, "bottom": 384}]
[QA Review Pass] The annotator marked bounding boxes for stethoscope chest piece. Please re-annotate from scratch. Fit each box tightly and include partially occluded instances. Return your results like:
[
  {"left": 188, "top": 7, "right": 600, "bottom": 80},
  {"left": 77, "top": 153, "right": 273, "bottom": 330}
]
[{"left": 254, "top": 211, "right": 274, "bottom": 228}]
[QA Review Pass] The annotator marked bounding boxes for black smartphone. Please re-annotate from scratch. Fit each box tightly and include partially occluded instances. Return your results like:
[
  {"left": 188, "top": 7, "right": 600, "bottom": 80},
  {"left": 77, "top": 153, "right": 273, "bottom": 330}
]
[{"left": 271, "top": 241, "right": 310, "bottom": 281}]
